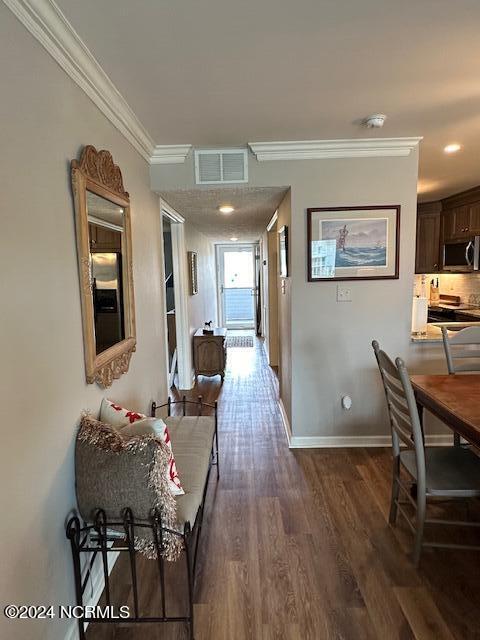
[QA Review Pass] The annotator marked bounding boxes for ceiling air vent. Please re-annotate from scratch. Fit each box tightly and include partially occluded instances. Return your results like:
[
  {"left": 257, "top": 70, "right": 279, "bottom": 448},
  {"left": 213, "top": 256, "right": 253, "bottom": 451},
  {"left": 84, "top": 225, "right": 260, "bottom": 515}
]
[{"left": 194, "top": 149, "right": 248, "bottom": 185}]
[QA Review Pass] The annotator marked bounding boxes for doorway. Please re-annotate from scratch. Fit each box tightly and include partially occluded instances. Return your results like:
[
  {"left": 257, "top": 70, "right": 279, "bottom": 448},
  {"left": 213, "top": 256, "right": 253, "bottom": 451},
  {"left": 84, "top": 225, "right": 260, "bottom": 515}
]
[
  {"left": 216, "top": 244, "right": 257, "bottom": 329},
  {"left": 262, "top": 213, "right": 279, "bottom": 367},
  {"left": 162, "top": 216, "right": 177, "bottom": 387},
  {"left": 160, "top": 200, "right": 193, "bottom": 390}
]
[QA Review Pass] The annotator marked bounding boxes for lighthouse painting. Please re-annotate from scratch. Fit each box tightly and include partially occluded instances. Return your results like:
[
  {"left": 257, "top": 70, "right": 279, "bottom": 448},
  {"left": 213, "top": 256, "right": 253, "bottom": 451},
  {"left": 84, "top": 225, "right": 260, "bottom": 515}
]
[
  {"left": 307, "top": 206, "right": 400, "bottom": 281},
  {"left": 321, "top": 218, "right": 388, "bottom": 268}
]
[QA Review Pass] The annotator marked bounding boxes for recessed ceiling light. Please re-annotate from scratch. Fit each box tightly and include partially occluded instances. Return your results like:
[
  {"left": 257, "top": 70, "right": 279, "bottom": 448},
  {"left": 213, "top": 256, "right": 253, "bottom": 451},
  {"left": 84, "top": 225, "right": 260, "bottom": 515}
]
[
  {"left": 444, "top": 143, "right": 462, "bottom": 154},
  {"left": 230, "top": 237, "right": 238, "bottom": 242},
  {"left": 219, "top": 205, "right": 234, "bottom": 214}
]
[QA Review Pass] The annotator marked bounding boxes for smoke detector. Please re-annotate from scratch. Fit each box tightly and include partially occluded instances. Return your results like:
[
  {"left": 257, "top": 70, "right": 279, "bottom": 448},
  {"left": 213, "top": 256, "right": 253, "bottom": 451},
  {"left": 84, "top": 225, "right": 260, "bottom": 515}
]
[{"left": 364, "top": 114, "right": 387, "bottom": 129}]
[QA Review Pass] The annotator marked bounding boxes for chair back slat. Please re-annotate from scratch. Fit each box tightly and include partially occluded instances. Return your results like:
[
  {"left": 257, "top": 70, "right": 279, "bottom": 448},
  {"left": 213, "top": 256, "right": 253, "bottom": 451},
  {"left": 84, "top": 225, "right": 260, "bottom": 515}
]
[
  {"left": 390, "top": 411, "right": 414, "bottom": 446},
  {"left": 453, "top": 362, "right": 480, "bottom": 372},
  {"left": 442, "top": 326, "right": 480, "bottom": 374},
  {"left": 446, "top": 325, "right": 480, "bottom": 345},
  {"left": 449, "top": 348, "right": 480, "bottom": 359}
]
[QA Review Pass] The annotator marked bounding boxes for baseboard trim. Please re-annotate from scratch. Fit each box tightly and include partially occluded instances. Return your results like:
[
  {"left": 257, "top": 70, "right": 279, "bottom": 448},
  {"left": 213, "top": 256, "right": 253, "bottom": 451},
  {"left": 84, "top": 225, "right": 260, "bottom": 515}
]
[
  {"left": 278, "top": 398, "right": 292, "bottom": 444},
  {"left": 287, "top": 434, "right": 454, "bottom": 449}
]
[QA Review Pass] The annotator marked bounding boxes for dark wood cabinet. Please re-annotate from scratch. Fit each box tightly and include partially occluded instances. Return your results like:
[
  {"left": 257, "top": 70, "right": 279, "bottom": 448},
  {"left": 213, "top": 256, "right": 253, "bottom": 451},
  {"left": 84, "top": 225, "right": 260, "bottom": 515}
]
[
  {"left": 443, "top": 204, "right": 471, "bottom": 239},
  {"left": 89, "top": 223, "right": 122, "bottom": 251},
  {"left": 416, "top": 185, "right": 480, "bottom": 273},
  {"left": 415, "top": 202, "right": 441, "bottom": 273},
  {"left": 469, "top": 203, "right": 480, "bottom": 234},
  {"left": 442, "top": 186, "right": 480, "bottom": 242},
  {"left": 193, "top": 328, "right": 227, "bottom": 381}
]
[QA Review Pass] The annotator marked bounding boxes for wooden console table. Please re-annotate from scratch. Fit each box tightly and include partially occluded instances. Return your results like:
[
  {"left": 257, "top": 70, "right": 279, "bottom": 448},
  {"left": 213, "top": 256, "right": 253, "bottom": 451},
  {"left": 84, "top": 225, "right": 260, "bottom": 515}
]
[{"left": 193, "top": 328, "right": 227, "bottom": 381}]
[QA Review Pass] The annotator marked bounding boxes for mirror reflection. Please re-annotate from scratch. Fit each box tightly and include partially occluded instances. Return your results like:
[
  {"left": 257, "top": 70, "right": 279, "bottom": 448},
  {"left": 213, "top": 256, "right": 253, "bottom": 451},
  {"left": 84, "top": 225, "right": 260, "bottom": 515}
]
[{"left": 87, "top": 191, "right": 126, "bottom": 354}]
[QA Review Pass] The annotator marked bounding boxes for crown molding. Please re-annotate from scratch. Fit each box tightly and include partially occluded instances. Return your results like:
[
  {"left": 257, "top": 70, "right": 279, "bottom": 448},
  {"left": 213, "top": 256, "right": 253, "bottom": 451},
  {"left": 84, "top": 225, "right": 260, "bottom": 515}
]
[
  {"left": 249, "top": 137, "right": 422, "bottom": 161},
  {"left": 150, "top": 145, "right": 192, "bottom": 165},
  {"left": 4, "top": 0, "right": 155, "bottom": 162}
]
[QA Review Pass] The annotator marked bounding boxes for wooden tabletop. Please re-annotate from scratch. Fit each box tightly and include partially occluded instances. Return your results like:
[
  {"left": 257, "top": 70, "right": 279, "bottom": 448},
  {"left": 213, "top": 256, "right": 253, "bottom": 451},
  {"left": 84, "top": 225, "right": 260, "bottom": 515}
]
[{"left": 410, "top": 374, "right": 480, "bottom": 446}]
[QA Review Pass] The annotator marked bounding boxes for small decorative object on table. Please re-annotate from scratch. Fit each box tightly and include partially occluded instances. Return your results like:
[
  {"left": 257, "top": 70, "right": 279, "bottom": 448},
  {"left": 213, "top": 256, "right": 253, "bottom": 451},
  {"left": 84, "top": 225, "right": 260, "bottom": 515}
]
[{"left": 203, "top": 320, "right": 214, "bottom": 335}]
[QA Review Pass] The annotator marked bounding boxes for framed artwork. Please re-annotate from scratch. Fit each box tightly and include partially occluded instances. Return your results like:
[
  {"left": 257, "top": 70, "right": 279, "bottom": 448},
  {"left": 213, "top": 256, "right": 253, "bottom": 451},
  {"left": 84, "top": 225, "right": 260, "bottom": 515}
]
[
  {"left": 307, "top": 205, "right": 400, "bottom": 282},
  {"left": 187, "top": 251, "right": 198, "bottom": 295},
  {"left": 278, "top": 225, "right": 289, "bottom": 277}
]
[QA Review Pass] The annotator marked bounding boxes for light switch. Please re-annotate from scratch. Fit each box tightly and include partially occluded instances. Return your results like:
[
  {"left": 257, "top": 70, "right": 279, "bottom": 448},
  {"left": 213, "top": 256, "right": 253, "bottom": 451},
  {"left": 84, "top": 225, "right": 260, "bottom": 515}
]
[{"left": 337, "top": 285, "right": 352, "bottom": 302}]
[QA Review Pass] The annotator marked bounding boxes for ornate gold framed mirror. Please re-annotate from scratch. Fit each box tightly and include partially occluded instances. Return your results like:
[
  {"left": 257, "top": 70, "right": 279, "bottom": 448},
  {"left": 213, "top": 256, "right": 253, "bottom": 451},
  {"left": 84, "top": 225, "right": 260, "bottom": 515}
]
[{"left": 71, "top": 146, "right": 136, "bottom": 387}]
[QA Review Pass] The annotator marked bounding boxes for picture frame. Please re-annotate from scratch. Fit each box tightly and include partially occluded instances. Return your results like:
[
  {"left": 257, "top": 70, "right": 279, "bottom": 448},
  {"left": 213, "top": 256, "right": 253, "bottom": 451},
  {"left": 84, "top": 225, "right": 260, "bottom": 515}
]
[
  {"left": 307, "top": 205, "right": 400, "bottom": 282},
  {"left": 278, "top": 225, "right": 289, "bottom": 277},
  {"left": 187, "top": 251, "right": 198, "bottom": 295}
]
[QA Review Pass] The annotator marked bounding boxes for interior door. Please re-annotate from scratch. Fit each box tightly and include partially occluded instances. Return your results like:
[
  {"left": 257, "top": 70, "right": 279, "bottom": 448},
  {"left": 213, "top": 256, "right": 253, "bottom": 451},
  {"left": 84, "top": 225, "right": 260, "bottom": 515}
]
[{"left": 217, "top": 244, "right": 256, "bottom": 329}]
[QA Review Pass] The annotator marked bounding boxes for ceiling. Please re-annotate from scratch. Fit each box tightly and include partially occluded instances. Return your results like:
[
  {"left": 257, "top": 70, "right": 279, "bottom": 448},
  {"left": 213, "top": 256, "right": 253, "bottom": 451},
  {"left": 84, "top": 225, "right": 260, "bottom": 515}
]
[
  {"left": 57, "top": 0, "right": 480, "bottom": 201},
  {"left": 162, "top": 187, "right": 288, "bottom": 241}
]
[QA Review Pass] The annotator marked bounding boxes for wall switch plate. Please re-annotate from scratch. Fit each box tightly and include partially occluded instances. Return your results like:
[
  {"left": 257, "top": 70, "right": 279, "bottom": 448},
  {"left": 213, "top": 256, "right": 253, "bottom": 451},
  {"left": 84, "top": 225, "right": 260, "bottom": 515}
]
[{"left": 337, "top": 285, "right": 352, "bottom": 302}]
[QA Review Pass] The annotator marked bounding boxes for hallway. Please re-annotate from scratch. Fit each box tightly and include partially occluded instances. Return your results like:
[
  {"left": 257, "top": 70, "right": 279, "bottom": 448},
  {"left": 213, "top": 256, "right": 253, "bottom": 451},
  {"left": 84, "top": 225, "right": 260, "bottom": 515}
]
[{"left": 88, "top": 334, "right": 480, "bottom": 640}]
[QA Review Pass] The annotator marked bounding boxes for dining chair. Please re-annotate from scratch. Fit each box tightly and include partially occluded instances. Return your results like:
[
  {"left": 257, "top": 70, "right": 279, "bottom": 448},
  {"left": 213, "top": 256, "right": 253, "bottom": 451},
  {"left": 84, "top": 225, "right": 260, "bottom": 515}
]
[
  {"left": 372, "top": 340, "right": 480, "bottom": 566},
  {"left": 441, "top": 325, "right": 480, "bottom": 373},
  {"left": 441, "top": 325, "right": 480, "bottom": 445}
]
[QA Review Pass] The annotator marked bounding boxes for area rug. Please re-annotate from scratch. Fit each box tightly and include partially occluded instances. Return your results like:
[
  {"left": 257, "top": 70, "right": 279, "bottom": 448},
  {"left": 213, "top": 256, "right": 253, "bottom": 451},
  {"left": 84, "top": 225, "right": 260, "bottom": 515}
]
[{"left": 226, "top": 336, "right": 254, "bottom": 348}]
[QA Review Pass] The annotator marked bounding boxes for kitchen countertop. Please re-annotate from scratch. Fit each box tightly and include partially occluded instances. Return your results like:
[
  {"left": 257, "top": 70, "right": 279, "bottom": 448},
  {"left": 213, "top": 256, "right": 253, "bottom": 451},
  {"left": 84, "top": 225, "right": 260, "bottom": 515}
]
[
  {"left": 411, "top": 321, "right": 480, "bottom": 343},
  {"left": 455, "top": 308, "right": 480, "bottom": 318},
  {"left": 429, "top": 302, "right": 478, "bottom": 311}
]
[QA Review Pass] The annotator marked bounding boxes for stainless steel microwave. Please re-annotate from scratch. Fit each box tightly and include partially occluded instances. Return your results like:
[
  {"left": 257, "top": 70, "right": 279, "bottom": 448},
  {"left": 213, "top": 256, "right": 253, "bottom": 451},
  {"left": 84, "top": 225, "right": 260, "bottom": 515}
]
[{"left": 442, "top": 236, "right": 480, "bottom": 271}]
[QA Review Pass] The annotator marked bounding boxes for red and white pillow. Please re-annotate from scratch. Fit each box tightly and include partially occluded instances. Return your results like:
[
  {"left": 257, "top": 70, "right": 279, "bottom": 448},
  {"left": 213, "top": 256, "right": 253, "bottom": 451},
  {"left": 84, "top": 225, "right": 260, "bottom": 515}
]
[
  {"left": 100, "top": 399, "right": 184, "bottom": 496},
  {"left": 100, "top": 398, "right": 146, "bottom": 428}
]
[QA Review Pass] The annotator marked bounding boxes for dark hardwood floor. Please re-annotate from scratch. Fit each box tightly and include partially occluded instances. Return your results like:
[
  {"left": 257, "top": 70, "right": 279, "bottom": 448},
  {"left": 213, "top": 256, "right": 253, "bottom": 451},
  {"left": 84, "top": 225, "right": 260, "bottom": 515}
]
[{"left": 88, "top": 334, "right": 480, "bottom": 640}]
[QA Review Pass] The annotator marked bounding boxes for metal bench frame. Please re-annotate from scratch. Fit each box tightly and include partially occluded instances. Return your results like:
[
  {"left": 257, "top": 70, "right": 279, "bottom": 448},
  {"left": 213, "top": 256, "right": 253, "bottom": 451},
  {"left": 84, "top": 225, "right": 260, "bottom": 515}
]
[{"left": 66, "top": 396, "right": 218, "bottom": 640}]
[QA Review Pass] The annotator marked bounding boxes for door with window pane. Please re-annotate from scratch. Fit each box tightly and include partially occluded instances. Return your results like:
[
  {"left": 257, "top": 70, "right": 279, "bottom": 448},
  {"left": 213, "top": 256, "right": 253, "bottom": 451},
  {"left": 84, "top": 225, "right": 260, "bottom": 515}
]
[{"left": 217, "top": 244, "right": 256, "bottom": 329}]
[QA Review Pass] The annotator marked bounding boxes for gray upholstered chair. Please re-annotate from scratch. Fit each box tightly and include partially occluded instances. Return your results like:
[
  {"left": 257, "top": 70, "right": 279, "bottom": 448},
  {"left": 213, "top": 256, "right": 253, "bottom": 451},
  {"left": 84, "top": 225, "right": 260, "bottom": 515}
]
[
  {"left": 372, "top": 340, "right": 480, "bottom": 566},
  {"left": 441, "top": 325, "right": 480, "bottom": 445}
]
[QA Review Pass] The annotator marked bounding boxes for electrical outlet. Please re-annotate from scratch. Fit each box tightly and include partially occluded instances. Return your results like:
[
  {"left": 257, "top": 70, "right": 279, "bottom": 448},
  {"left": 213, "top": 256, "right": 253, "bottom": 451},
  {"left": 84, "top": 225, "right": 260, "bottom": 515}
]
[{"left": 337, "top": 285, "right": 352, "bottom": 302}]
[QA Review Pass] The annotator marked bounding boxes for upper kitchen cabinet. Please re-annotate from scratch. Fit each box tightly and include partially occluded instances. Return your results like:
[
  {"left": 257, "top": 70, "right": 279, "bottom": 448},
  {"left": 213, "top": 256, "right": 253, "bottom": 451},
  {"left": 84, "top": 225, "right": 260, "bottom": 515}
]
[
  {"left": 416, "top": 185, "right": 480, "bottom": 274},
  {"left": 442, "top": 186, "right": 480, "bottom": 240},
  {"left": 443, "top": 204, "right": 470, "bottom": 239},
  {"left": 415, "top": 201, "right": 441, "bottom": 273}
]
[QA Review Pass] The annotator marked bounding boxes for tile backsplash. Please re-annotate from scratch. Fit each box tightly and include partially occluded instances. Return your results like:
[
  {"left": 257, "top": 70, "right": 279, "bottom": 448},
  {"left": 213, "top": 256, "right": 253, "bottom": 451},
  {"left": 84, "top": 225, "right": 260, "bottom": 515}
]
[{"left": 414, "top": 273, "right": 480, "bottom": 305}]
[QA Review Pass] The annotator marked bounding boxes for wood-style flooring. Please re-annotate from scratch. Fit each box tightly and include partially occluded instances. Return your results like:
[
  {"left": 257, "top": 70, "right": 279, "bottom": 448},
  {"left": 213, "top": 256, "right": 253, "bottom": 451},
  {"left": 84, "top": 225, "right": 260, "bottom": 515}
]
[{"left": 88, "top": 334, "right": 480, "bottom": 640}]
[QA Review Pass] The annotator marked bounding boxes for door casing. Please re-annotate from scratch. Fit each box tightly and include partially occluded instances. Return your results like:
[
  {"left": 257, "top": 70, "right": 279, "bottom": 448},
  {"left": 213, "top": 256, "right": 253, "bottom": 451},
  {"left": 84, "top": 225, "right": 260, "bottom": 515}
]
[
  {"left": 216, "top": 243, "right": 258, "bottom": 330},
  {"left": 160, "top": 199, "right": 194, "bottom": 390}
]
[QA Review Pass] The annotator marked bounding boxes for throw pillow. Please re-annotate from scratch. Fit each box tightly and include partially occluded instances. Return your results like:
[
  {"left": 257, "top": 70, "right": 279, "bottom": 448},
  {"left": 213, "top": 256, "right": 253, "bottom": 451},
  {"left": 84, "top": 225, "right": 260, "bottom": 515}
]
[
  {"left": 100, "top": 398, "right": 146, "bottom": 428},
  {"left": 119, "top": 417, "right": 184, "bottom": 496},
  {"left": 76, "top": 413, "right": 183, "bottom": 561}
]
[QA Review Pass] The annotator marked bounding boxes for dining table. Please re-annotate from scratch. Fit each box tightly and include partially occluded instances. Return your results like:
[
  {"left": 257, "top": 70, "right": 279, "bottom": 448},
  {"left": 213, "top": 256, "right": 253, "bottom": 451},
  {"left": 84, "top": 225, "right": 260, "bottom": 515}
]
[{"left": 410, "top": 374, "right": 480, "bottom": 447}]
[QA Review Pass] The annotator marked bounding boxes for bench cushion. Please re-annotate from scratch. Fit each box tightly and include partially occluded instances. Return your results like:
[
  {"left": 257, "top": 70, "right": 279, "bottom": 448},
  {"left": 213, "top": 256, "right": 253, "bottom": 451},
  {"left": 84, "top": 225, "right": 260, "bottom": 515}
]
[{"left": 166, "top": 416, "right": 216, "bottom": 528}]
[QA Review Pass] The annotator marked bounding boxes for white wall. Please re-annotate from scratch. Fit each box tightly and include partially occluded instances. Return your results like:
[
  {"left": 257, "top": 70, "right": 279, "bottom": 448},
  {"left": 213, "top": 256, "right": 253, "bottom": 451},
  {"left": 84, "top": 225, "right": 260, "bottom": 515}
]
[
  {"left": 184, "top": 223, "right": 217, "bottom": 337},
  {"left": 151, "top": 148, "right": 421, "bottom": 441},
  {"left": 0, "top": 6, "right": 168, "bottom": 638}
]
